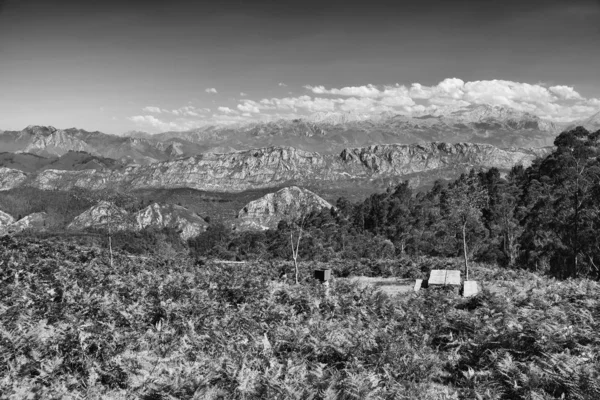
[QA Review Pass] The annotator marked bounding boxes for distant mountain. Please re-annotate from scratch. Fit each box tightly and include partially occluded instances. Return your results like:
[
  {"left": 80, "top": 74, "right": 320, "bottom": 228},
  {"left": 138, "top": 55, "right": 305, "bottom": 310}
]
[
  {"left": 0, "top": 126, "right": 203, "bottom": 165},
  {"left": 147, "top": 105, "right": 567, "bottom": 153},
  {"left": 3, "top": 106, "right": 594, "bottom": 164},
  {"left": 68, "top": 201, "right": 207, "bottom": 240},
  {"left": 235, "top": 186, "right": 333, "bottom": 231},
  {"left": 578, "top": 111, "right": 600, "bottom": 132},
  {"left": 0, "top": 151, "right": 124, "bottom": 173},
  {"left": 0, "top": 142, "right": 550, "bottom": 194}
]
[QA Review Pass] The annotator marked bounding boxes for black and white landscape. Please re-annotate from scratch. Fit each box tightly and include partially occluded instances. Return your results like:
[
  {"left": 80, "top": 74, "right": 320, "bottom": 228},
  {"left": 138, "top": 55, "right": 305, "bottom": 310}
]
[{"left": 1, "top": 0, "right": 600, "bottom": 398}]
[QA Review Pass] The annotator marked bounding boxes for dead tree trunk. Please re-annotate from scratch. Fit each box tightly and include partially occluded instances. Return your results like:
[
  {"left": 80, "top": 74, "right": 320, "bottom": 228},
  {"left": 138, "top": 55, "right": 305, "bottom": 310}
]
[{"left": 462, "top": 222, "right": 469, "bottom": 280}]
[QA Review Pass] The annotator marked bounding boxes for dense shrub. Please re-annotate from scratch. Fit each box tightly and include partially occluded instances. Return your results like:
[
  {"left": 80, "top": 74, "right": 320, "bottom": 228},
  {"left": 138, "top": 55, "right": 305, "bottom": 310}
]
[{"left": 1, "top": 236, "right": 599, "bottom": 398}]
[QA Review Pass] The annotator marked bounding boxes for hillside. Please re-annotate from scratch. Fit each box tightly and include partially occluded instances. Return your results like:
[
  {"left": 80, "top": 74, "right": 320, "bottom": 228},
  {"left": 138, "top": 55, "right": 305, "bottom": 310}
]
[
  {"left": 68, "top": 201, "right": 208, "bottom": 239},
  {"left": 0, "top": 235, "right": 598, "bottom": 399},
  {"left": 0, "top": 126, "right": 203, "bottom": 165},
  {"left": 235, "top": 186, "right": 333, "bottom": 230},
  {"left": 0, "top": 142, "right": 550, "bottom": 193},
  {"left": 0, "top": 151, "right": 124, "bottom": 173}
]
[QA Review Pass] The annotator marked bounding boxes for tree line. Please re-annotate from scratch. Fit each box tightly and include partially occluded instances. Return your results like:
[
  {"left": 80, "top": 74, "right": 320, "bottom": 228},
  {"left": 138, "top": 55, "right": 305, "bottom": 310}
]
[{"left": 189, "top": 127, "right": 600, "bottom": 280}]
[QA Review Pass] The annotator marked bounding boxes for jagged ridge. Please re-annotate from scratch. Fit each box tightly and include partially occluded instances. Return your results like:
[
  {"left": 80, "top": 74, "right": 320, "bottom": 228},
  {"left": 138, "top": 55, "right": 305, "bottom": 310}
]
[{"left": 0, "top": 142, "right": 548, "bottom": 193}]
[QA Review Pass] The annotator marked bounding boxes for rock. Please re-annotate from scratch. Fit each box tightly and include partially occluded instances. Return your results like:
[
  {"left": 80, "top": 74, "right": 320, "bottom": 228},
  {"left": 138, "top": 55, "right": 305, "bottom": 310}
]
[
  {"left": 67, "top": 201, "right": 131, "bottom": 231},
  {"left": 23, "top": 142, "right": 549, "bottom": 193},
  {"left": 132, "top": 203, "right": 207, "bottom": 240},
  {"left": 0, "top": 167, "right": 28, "bottom": 191},
  {"left": 0, "top": 210, "right": 15, "bottom": 226},
  {"left": 236, "top": 186, "right": 333, "bottom": 230},
  {"left": 68, "top": 201, "right": 207, "bottom": 240},
  {"left": 4, "top": 212, "right": 49, "bottom": 234}
]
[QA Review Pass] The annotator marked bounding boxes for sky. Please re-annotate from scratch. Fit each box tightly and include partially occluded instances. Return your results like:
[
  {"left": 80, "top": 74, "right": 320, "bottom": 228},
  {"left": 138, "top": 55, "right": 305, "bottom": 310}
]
[{"left": 0, "top": 0, "right": 599, "bottom": 134}]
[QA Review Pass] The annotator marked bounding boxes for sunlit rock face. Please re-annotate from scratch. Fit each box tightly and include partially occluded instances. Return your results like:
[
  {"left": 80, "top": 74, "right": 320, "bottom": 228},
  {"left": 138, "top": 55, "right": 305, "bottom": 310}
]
[
  {"left": 24, "top": 143, "right": 548, "bottom": 193},
  {"left": 0, "top": 212, "right": 49, "bottom": 235},
  {"left": 0, "top": 168, "right": 28, "bottom": 191},
  {"left": 236, "top": 186, "right": 333, "bottom": 231},
  {"left": 67, "top": 201, "right": 130, "bottom": 231},
  {"left": 132, "top": 203, "right": 208, "bottom": 240},
  {"left": 68, "top": 201, "right": 207, "bottom": 240}
]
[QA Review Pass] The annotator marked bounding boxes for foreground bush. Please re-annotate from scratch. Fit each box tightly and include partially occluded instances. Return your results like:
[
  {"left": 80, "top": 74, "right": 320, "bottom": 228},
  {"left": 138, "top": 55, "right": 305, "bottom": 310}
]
[{"left": 1, "top": 236, "right": 599, "bottom": 399}]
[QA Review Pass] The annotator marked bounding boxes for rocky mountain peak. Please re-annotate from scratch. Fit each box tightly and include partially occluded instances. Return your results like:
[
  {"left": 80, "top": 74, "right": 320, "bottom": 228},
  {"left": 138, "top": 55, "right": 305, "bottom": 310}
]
[
  {"left": 68, "top": 201, "right": 129, "bottom": 231},
  {"left": 68, "top": 201, "right": 207, "bottom": 240},
  {"left": 24, "top": 125, "right": 58, "bottom": 136},
  {"left": 133, "top": 202, "right": 207, "bottom": 240},
  {"left": 236, "top": 186, "right": 333, "bottom": 231}
]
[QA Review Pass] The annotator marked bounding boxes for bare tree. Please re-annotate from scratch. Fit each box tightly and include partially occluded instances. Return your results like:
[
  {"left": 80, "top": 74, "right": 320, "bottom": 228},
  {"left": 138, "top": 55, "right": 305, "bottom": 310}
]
[
  {"left": 444, "top": 173, "right": 487, "bottom": 280},
  {"left": 289, "top": 202, "right": 310, "bottom": 285}
]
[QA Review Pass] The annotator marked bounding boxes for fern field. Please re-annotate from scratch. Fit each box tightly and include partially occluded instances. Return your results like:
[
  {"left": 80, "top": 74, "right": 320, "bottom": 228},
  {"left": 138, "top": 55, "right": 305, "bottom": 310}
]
[{"left": 1, "top": 236, "right": 599, "bottom": 399}]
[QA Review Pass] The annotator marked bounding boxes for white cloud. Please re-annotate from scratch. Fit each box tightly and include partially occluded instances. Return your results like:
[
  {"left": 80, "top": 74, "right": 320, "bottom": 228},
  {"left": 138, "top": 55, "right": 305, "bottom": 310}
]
[
  {"left": 240, "top": 92, "right": 248, "bottom": 97},
  {"left": 303, "top": 78, "right": 598, "bottom": 121},
  {"left": 305, "top": 84, "right": 382, "bottom": 98},
  {"left": 549, "top": 85, "right": 582, "bottom": 100},
  {"left": 128, "top": 115, "right": 187, "bottom": 131},
  {"left": 134, "top": 79, "right": 600, "bottom": 128},
  {"left": 218, "top": 106, "right": 237, "bottom": 114},
  {"left": 142, "top": 106, "right": 163, "bottom": 113},
  {"left": 278, "top": 82, "right": 287, "bottom": 87},
  {"left": 237, "top": 100, "right": 261, "bottom": 114},
  {"left": 205, "top": 88, "right": 218, "bottom": 94}
]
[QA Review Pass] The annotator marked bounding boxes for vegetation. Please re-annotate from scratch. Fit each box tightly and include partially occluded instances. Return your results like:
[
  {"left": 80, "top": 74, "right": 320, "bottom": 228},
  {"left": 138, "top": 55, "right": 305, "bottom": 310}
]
[
  {"left": 1, "top": 236, "right": 599, "bottom": 399},
  {"left": 190, "top": 127, "right": 600, "bottom": 281},
  {"left": 2, "top": 127, "right": 600, "bottom": 398}
]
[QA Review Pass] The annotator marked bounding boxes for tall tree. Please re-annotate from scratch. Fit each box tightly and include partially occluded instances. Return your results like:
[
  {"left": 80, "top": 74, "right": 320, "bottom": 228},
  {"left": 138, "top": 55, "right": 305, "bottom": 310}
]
[{"left": 442, "top": 171, "right": 488, "bottom": 280}]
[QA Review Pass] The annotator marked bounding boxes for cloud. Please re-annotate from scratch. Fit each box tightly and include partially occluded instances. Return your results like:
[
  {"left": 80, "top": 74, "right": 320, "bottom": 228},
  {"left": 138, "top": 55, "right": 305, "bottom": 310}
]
[
  {"left": 205, "top": 88, "right": 218, "bottom": 94},
  {"left": 142, "top": 106, "right": 163, "bottom": 113},
  {"left": 305, "top": 84, "right": 382, "bottom": 98},
  {"left": 217, "top": 106, "right": 237, "bottom": 114},
  {"left": 278, "top": 82, "right": 287, "bottom": 87},
  {"left": 142, "top": 105, "right": 206, "bottom": 117},
  {"left": 128, "top": 115, "right": 186, "bottom": 131},
  {"left": 135, "top": 79, "right": 599, "bottom": 129},
  {"left": 549, "top": 85, "right": 583, "bottom": 100},
  {"left": 237, "top": 101, "right": 261, "bottom": 114},
  {"left": 240, "top": 92, "right": 248, "bottom": 97}
]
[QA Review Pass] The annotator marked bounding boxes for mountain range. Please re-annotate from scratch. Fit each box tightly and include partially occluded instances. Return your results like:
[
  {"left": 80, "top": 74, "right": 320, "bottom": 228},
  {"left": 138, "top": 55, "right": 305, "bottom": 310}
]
[
  {"left": 131, "top": 105, "right": 567, "bottom": 155},
  {"left": 0, "top": 105, "right": 596, "bottom": 198},
  {"left": 3, "top": 105, "right": 594, "bottom": 166},
  {"left": 0, "top": 142, "right": 549, "bottom": 194}
]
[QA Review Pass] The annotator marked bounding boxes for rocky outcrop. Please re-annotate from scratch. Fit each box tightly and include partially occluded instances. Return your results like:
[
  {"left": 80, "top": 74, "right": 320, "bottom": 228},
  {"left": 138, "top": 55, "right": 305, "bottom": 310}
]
[
  {"left": 133, "top": 203, "right": 207, "bottom": 240},
  {"left": 0, "top": 212, "right": 49, "bottom": 235},
  {"left": 24, "top": 142, "right": 549, "bottom": 192},
  {"left": 68, "top": 201, "right": 207, "bottom": 239},
  {"left": 68, "top": 201, "right": 130, "bottom": 231},
  {"left": 236, "top": 186, "right": 333, "bottom": 231},
  {"left": 0, "top": 167, "right": 28, "bottom": 191},
  {"left": 0, "top": 210, "right": 15, "bottom": 226}
]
